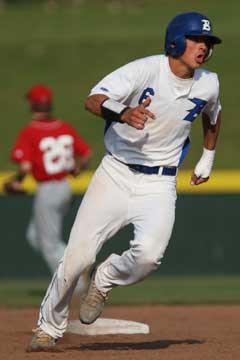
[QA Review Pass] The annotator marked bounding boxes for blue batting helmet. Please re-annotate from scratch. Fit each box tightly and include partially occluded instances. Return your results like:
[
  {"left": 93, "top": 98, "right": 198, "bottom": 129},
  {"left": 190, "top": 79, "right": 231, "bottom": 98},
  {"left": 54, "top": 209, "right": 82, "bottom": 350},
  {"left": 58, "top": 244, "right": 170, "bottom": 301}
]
[{"left": 165, "top": 12, "right": 222, "bottom": 57}]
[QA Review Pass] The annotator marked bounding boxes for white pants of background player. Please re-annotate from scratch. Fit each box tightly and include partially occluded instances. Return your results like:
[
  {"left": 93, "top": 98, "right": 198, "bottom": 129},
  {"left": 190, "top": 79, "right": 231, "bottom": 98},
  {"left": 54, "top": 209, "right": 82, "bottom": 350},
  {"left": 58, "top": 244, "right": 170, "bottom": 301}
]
[
  {"left": 26, "top": 179, "right": 72, "bottom": 274},
  {"left": 37, "top": 154, "right": 177, "bottom": 338}
]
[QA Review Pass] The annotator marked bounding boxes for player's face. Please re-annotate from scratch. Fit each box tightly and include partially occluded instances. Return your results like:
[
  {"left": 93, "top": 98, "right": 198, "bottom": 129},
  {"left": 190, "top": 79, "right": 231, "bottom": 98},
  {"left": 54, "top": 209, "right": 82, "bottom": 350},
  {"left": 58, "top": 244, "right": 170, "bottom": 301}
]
[{"left": 180, "top": 36, "right": 212, "bottom": 70}]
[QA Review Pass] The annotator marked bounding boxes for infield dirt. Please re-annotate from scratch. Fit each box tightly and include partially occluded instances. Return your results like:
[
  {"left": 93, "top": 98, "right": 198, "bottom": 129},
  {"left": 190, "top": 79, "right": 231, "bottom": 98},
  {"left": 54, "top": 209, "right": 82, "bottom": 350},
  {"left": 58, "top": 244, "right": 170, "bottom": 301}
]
[{"left": 1, "top": 304, "right": 240, "bottom": 360}]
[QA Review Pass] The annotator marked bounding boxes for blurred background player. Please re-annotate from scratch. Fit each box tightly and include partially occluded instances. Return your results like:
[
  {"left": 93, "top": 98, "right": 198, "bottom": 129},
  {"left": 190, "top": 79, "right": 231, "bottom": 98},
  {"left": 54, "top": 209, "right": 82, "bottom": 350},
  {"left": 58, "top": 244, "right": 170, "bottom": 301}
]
[{"left": 4, "top": 84, "right": 92, "bottom": 274}]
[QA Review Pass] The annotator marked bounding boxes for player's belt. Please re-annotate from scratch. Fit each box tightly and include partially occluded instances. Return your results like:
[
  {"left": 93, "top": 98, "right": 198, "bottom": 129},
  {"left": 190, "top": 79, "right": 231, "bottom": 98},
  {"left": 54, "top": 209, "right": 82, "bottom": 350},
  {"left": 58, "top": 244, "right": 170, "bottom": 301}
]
[
  {"left": 127, "top": 163, "right": 177, "bottom": 176},
  {"left": 108, "top": 153, "right": 177, "bottom": 176}
]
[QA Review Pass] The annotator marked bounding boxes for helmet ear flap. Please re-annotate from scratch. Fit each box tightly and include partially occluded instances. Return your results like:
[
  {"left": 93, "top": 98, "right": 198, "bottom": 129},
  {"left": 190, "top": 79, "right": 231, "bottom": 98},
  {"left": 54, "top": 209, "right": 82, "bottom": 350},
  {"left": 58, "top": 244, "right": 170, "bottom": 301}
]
[
  {"left": 203, "top": 46, "right": 213, "bottom": 62},
  {"left": 166, "top": 35, "right": 186, "bottom": 57}
]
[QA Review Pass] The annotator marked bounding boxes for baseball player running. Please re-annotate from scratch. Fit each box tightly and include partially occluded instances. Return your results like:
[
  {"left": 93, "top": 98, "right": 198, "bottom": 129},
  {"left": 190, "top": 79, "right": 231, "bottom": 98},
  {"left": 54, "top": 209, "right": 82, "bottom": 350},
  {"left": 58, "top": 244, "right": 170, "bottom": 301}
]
[
  {"left": 5, "top": 85, "right": 92, "bottom": 274},
  {"left": 27, "top": 12, "right": 222, "bottom": 351}
]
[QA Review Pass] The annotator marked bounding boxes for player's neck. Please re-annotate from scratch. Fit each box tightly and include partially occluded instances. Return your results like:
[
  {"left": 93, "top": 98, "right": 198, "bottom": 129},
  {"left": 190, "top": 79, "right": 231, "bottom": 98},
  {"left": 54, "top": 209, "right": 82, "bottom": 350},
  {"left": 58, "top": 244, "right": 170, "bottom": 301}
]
[
  {"left": 168, "top": 57, "right": 194, "bottom": 79},
  {"left": 32, "top": 112, "right": 52, "bottom": 121}
]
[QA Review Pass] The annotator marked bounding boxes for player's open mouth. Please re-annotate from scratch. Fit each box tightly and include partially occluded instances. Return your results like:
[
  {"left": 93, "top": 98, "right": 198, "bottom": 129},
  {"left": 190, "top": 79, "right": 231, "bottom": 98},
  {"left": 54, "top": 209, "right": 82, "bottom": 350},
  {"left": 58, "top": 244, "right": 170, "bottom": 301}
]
[{"left": 196, "top": 53, "right": 205, "bottom": 64}]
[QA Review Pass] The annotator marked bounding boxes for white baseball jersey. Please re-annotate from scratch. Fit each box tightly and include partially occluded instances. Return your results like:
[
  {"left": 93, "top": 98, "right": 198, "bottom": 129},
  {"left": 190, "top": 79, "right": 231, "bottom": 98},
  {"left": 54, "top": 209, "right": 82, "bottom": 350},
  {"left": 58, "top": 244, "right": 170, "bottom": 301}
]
[{"left": 90, "top": 54, "right": 221, "bottom": 167}]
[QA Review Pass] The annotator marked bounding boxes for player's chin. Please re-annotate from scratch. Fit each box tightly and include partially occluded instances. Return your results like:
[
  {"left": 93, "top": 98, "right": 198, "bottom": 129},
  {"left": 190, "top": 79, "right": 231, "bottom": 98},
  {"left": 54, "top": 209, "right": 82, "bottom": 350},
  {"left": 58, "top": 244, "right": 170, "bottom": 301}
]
[
  {"left": 192, "top": 60, "right": 202, "bottom": 69},
  {"left": 186, "top": 60, "right": 201, "bottom": 72}
]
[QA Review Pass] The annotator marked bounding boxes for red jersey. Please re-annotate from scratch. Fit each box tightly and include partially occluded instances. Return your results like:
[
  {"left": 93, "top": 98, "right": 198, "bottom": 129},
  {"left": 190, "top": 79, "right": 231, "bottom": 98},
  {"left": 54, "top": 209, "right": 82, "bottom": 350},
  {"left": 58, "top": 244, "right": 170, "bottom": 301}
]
[{"left": 11, "top": 118, "right": 91, "bottom": 182}]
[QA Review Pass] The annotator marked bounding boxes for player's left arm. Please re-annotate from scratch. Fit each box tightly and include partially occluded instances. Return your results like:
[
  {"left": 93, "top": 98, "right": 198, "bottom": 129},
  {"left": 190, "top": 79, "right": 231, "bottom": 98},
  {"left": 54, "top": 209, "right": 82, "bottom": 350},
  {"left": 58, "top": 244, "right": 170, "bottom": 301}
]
[
  {"left": 191, "top": 111, "right": 221, "bottom": 186},
  {"left": 70, "top": 128, "right": 92, "bottom": 176},
  {"left": 71, "top": 153, "right": 91, "bottom": 177}
]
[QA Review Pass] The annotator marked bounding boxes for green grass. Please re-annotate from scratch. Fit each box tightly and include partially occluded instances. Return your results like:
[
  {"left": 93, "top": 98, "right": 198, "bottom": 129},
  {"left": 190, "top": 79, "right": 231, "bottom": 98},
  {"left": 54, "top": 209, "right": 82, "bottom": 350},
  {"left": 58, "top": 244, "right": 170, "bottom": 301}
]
[
  {"left": 1, "top": 276, "right": 240, "bottom": 308},
  {"left": 112, "top": 276, "right": 240, "bottom": 305},
  {"left": 0, "top": 0, "right": 239, "bottom": 170}
]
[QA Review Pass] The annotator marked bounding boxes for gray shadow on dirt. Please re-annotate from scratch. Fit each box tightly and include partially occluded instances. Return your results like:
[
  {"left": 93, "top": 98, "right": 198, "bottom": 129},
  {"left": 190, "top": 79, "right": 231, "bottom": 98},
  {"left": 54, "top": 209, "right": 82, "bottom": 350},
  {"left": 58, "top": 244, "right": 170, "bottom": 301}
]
[{"left": 69, "top": 339, "right": 205, "bottom": 351}]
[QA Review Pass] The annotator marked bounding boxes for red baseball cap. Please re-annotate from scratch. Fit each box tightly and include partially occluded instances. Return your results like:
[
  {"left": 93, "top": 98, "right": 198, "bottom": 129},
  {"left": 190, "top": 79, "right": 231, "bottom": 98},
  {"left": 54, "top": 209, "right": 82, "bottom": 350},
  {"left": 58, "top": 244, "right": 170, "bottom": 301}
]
[{"left": 27, "top": 84, "right": 52, "bottom": 104}]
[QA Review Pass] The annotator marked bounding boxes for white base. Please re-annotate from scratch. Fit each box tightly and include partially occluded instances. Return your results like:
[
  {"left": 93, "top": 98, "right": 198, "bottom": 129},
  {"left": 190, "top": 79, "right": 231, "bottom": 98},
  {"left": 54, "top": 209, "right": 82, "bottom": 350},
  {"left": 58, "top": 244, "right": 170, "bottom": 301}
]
[{"left": 66, "top": 318, "right": 150, "bottom": 335}]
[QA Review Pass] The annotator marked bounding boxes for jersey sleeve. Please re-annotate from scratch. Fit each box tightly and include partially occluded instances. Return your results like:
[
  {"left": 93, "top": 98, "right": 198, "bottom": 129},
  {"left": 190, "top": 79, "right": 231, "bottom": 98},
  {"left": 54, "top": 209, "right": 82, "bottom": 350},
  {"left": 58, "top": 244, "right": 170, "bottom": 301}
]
[
  {"left": 11, "top": 128, "right": 34, "bottom": 163},
  {"left": 203, "top": 74, "right": 221, "bottom": 125},
  {"left": 89, "top": 60, "right": 141, "bottom": 103}
]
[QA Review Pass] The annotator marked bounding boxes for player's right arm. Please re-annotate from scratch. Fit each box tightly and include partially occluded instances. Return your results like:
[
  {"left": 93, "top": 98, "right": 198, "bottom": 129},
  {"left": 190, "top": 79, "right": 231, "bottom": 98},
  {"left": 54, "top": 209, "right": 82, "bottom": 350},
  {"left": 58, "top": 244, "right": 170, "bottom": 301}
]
[
  {"left": 85, "top": 59, "right": 155, "bottom": 130},
  {"left": 4, "top": 161, "right": 31, "bottom": 194},
  {"left": 4, "top": 128, "right": 33, "bottom": 194},
  {"left": 85, "top": 94, "right": 155, "bottom": 130}
]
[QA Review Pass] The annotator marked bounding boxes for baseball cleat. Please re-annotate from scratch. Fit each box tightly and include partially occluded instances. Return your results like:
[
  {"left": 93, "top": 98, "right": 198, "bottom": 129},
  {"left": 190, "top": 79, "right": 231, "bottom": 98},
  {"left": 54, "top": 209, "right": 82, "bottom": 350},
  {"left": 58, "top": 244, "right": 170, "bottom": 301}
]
[
  {"left": 26, "top": 327, "right": 57, "bottom": 352},
  {"left": 79, "top": 271, "right": 108, "bottom": 324}
]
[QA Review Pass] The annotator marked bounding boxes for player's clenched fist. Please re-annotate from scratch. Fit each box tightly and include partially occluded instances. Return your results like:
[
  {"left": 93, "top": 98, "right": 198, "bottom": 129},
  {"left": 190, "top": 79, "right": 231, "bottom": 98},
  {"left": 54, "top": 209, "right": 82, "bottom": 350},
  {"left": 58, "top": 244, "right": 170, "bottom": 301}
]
[{"left": 121, "top": 97, "right": 155, "bottom": 130}]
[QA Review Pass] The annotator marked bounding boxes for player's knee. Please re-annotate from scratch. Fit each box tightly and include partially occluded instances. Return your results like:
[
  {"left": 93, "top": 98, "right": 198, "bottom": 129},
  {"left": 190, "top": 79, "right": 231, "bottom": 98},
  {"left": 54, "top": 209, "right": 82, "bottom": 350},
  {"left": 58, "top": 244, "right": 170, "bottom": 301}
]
[
  {"left": 63, "top": 250, "right": 96, "bottom": 284},
  {"left": 139, "top": 253, "right": 162, "bottom": 273},
  {"left": 131, "top": 237, "right": 166, "bottom": 271}
]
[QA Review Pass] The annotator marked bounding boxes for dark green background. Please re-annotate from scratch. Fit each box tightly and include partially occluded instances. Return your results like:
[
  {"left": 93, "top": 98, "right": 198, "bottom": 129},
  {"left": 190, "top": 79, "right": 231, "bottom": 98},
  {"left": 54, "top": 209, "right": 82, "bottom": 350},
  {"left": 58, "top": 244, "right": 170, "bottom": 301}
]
[
  {"left": 1, "top": 194, "right": 238, "bottom": 278},
  {"left": 0, "top": 2, "right": 239, "bottom": 306},
  {"left": 0, "top": 0, "right": 238, "bottom": 170}
]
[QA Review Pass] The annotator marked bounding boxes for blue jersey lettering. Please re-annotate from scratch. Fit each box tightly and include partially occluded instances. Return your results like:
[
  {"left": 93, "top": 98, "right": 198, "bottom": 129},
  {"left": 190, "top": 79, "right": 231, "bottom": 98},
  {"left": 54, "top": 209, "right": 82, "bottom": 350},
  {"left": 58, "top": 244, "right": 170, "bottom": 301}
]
[{"left": 184, "top": 98, "right": 207, "bottom": 122}]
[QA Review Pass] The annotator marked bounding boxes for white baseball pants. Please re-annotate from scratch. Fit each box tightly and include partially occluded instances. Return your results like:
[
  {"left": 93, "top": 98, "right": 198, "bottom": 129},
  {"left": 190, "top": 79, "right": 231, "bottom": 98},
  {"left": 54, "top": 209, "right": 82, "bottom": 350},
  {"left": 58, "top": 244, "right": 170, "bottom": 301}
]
[
  {"left": 38, "top": 154, "right": 177, "bottom": 338},
  {"left": 26, "top": 179, "right": 72, "bottom": 273}
]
